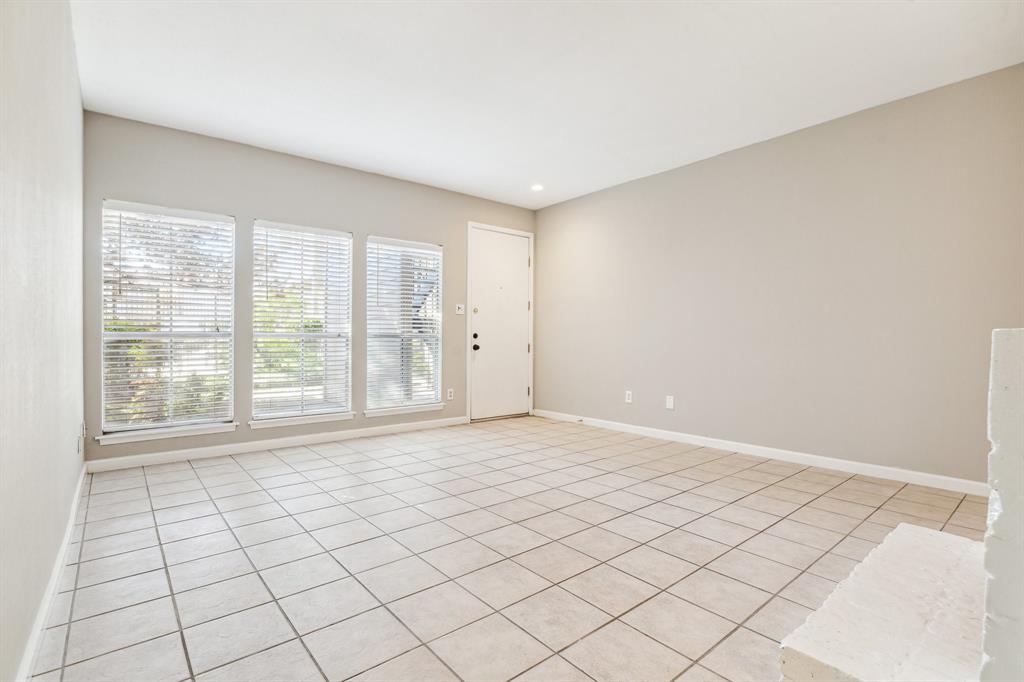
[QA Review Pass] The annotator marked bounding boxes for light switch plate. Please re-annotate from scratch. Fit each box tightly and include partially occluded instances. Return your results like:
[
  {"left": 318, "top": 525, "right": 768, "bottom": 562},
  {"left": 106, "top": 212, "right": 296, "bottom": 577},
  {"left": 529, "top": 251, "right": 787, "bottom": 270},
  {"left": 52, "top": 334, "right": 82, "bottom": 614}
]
[
  {"left": 625, "top": 390, "right": 633, "bottom": 404},
  {"left": 455, "top": 304, "right": 465, "bottom": 315},
  {"left": 665, "top": 395, "right": 675, "bottom": 410}
]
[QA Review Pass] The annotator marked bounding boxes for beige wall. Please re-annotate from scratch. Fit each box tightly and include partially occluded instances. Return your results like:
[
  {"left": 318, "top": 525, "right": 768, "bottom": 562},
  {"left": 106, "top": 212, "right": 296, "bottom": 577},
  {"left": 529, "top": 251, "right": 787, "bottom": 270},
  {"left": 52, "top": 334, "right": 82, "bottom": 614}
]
[
  {"left": 83, "top": 113, "right": 534, "bottom": 461},
  {"left": 0, "top": 1, "right": 84, "bottom": 679},
  {"left": 535, "top": 65, "right": 1024, "bottom": 483}
]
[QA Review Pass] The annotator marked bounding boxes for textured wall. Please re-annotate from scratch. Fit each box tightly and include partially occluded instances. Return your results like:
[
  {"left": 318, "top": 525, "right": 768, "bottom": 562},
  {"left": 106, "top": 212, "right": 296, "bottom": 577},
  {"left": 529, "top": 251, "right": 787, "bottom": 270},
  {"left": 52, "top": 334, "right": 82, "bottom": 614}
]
[
  {"left": 535, "top": 65, "right": 1024, "bottom": 482},
  {"left": 982, "top": 329, "right": 1024, "bottom": 681},
  {"left": 0, "top": 1, "right": 84, "bottom": 679}
]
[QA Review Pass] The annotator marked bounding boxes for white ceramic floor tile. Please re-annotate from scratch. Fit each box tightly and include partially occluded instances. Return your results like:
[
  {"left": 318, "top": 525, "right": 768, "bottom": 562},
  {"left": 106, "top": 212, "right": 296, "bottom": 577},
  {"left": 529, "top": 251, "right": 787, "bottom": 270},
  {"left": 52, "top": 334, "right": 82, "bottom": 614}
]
[
  {"left": 167, "top": 549, "right": 253, "bottom": 592},
  {"left": 503, "top": 586, "right": 611, "bottom": 650},
  {"left": 302, "top": 607, "right": 419, "bottom": 680},
  {"left": 563, "top": 621, "right": 689, "bottom": 682},
  {"left": 259, "top": 552, "right": 348, "bottom": 598},
  {"left": 194, "top": 640, "right": 322, "bottom": 681},
  {"left": 279, "top": 577, "right": 379, "bottom": 633},
  {"left": 65, "top": 597, "right": 179, "bottom": 665},
  {"left": 183, "top": 602, "right": 295, "bottom": 673},
  {"left": 71, "top": 569, "right": 169, "bottom": 620},
  {"left": 176, "top": 573, "right": 273, "bottom": 627},
  {"left": 390, "top": 581, "right": 493, "bottom": 641},
  {"left": 349, "top": 646, "right": 458, "bottom": 682},
  {"left": 622, "top": 592, "right": 733, "bottom": 659},
  {"left": 457, "top": 560, "right": 551, "bottom": 610},
  {"left": 62, "top": 633, "right": 188, "bottom": 682},
  {"left": 430, "top": 614, "right": 551, "bottom": 681},
  {"left": 356, "top": 556, "right": 447, "bottom": 603}
]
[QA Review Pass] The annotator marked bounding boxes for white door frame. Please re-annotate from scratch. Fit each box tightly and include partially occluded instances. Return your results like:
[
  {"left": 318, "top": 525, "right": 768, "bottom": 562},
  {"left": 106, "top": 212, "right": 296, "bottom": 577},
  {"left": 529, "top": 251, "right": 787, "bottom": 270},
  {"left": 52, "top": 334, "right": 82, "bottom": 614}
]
[{"left": 465, "top": 221, "right": 534, "bottom": 420}]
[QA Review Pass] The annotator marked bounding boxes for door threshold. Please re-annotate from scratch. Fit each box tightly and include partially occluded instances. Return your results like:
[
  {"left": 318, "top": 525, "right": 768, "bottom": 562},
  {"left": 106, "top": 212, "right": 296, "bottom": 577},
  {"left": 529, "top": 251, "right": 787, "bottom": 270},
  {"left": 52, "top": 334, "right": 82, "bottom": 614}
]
[{"left": 470, "top": 413, "right": 530, "bottom": 423}]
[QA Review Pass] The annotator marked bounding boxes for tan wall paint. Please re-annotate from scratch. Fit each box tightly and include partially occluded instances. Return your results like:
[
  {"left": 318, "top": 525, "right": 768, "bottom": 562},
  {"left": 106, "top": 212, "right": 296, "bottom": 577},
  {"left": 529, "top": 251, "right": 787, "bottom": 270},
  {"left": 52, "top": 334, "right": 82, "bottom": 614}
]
[
  {"left": 535, "top": 65, "right": 1024, "bottom": 483},
  {"left": 83, "top": 113, "right": 534, "bottom": 461},
  {"left": 0, "top": 1, "right": 84, "bottom": 678}
]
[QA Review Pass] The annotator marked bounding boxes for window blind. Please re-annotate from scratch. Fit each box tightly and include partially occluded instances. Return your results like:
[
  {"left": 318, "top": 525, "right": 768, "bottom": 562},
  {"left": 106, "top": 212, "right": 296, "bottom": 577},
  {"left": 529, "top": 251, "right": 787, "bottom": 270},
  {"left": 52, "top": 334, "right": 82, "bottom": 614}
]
[
  {"left": 101, "top": 200, "right": 234, "bottom": 432},
  {"left": 253, "top": 221, "right": 352, "bottom": 419},
  {"left": 366, "top": 236, "right": 443, "bottom": 410}
]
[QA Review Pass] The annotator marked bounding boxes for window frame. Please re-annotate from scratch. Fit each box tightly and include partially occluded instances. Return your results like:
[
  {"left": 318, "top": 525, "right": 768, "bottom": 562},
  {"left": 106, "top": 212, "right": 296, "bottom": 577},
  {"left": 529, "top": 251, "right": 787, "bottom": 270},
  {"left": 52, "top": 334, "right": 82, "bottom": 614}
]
[
  {"left": 98, "top": 199, "right": 236, "bottom": 437},
  {"left": 364, "top": 235, "right": 444, "bottom": 417},
  {"left": 251, "top": 219, "right": 354, "bottom": 423}
]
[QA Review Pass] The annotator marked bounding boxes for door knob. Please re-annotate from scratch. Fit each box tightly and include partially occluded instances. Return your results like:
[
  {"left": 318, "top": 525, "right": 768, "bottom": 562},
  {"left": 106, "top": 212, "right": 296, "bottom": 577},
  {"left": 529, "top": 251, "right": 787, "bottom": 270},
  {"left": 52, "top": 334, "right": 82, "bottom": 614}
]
[{"left": 473, "top": 344, "right": 480, "bottom": 351}]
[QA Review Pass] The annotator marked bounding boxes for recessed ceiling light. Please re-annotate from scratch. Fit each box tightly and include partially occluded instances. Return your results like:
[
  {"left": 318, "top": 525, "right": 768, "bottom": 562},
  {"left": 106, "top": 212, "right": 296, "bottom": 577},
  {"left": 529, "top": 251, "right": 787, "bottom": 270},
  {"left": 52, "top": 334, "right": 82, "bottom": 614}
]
[{"left": 530, "top": 184, "right": 544, "bottom": 192}]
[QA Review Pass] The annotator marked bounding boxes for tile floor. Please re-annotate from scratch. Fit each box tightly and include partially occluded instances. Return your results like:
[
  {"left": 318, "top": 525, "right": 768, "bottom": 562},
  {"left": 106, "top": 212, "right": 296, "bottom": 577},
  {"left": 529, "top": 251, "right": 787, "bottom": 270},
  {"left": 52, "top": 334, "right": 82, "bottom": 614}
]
[{"left": 33, "top": 417, "right": 987, "bottom": 682}]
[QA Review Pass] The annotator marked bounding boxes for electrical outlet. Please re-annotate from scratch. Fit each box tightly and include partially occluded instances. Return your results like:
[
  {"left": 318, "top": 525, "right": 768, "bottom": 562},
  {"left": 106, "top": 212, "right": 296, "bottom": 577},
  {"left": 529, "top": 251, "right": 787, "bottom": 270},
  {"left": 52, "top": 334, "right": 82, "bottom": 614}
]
[
  {"left": 665, "top": 395, "right": 675, "bottom": 410},
  {"left": 624, "top": 390, "right": 633, "bottom": 404},
  {"left": 446, "top": 388, "right": 454, "bottom": 401}
]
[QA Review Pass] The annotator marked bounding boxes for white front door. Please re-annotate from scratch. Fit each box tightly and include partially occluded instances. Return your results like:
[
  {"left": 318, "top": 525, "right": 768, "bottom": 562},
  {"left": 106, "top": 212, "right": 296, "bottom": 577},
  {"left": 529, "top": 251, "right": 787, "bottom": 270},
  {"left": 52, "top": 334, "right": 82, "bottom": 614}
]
[{"left": 469, "top": 225, "right": 532, "bottom": 420}]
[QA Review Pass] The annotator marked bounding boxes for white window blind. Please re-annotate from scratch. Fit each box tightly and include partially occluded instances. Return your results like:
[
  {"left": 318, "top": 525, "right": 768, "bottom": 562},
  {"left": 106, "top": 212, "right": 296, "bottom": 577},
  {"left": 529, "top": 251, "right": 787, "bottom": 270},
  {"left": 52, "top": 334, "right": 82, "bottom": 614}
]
[
  {"left": 366, "top": 236, "right": 443, "bottom": 411},
  {"left": 253, "top": 221, "right": 352, "bottom": 419},
  {"left": 101, "top": 200, "right": 234, "bottom": 432}
]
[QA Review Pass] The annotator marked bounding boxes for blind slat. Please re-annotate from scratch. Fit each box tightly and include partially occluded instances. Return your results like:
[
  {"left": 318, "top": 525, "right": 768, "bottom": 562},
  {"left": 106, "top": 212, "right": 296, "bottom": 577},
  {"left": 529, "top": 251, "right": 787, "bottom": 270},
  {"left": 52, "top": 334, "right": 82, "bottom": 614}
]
[
  {"left": 366, "top": 237, "right": 443, "bottom": 410},
  {"left": 101, "top": 202, "right": 235, "bottom": 432},
  {"left": 253, "top": 221, "right": 352, "bottom": 420}
]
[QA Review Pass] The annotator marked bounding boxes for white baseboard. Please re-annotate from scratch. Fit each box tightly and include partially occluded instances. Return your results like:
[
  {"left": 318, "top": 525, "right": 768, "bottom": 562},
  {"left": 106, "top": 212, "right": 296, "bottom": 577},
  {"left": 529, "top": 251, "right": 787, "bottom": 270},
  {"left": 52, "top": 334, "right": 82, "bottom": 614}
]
[
  {"left": 86, "top": 415, "right": 471, "bottom": 473},
  {"left": 532, "top": 409, "right": 989, "bottom": 497},
  {"left": 16, "top": 463, "right": 87, "bottom": 682}
]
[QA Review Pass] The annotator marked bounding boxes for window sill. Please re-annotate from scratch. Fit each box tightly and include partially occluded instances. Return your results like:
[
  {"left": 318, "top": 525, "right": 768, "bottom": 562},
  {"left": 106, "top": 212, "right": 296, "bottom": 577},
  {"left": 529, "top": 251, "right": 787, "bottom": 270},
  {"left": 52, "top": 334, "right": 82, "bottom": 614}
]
[
  {"left": 95, "top": 421, "right": 238, "bottom": 445},
  {"left": 364, "top": 403, "right": 446, "bottom": 418},
  {"left": 249, "top": 412, "right": 355, "bottom": 429}
]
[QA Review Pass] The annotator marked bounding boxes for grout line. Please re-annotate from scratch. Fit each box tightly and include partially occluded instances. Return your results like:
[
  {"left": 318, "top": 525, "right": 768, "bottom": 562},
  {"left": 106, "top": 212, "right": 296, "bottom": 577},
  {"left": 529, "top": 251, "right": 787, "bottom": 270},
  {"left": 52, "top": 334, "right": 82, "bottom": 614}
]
[
  {"left": 141, "top": 462, "right": 198, "bottom": 682},
  {"left": 676, "top": 476, "right": 910, "bottom": 680},
  {"left": 47, "top": 417, "right": 980, "bottom": 682},
  {"left": 181, "top": 457, "right": 332, "bottom": 682},
  {"left": 60, "top": 421, "right": 706, "bottom": 677},
  {"left": 280, "top": 440, "right": 822, "bottom": 675},
  {"left": 504, "top": 450, "right": 868, "bottom": 680},
  {"left": 247, "top": 480, "right": 472, "bottom": 682},
  {"left": 55, "top": 474, "right": 89, "bottom": 681}
]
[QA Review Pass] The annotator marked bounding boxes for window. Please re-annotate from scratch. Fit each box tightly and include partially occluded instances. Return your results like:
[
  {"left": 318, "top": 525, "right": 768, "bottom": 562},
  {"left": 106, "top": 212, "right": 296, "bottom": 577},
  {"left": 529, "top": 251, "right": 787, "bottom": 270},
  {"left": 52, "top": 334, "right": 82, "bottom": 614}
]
[
  {"left": 252, "top": 221, "right": 352, "bottom": 419},
  {"left": 101, "top": 200, "right": 234, "bottom": 432},
  {"left": 366, "top": 236, "right": 443, "bottom": 412}
]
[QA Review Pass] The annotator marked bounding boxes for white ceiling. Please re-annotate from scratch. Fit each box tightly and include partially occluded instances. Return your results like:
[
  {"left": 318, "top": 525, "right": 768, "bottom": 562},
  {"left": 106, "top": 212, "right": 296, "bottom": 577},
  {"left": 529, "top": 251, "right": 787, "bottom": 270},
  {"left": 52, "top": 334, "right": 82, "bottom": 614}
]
[{"left": 70, "top": 1, "right": 1023, "bottom": 209}]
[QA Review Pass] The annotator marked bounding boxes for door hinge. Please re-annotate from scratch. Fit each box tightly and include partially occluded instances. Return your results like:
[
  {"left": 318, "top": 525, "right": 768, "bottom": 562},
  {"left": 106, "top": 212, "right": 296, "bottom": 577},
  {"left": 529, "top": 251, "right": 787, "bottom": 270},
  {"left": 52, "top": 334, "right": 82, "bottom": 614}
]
[
  {"left": 527, "top": 343, "right": 531, "bottom": 353},
  {"left": 528, "top": 256, "right": 531, "bottom": 267},
  {"left": 527, "top": 301, "right": 531, "bottom": 311},
  {"left": 527, "top": 386, "right": 531, "bottom": 396}
]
